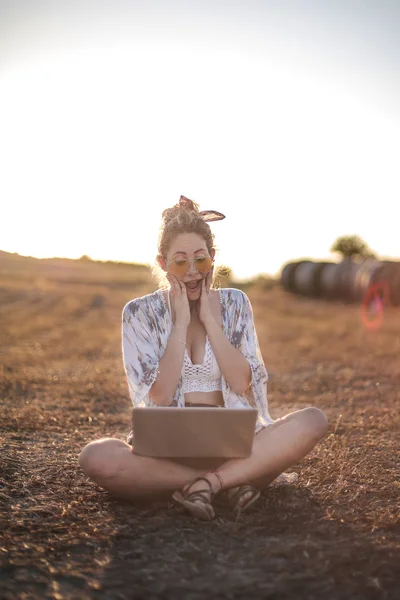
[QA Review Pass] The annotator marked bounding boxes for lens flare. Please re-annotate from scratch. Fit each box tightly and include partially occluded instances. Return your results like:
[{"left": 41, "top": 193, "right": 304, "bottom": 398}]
[{"left": 361, "top": 281, "right": 391, "bottom": 331}]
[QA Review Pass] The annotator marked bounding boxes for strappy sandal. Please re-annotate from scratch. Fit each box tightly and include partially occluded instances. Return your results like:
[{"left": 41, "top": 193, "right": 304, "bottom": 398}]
[
  {"left": 172, "top": 473, "right": 223, "bottom": 521},
  {"left": 226, "top": 484, "right": 261, "bottom": 515}
]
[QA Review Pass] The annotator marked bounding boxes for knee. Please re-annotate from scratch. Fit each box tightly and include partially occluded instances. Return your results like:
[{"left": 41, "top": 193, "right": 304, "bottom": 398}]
[
  {"left": 78, "top": 442, "right": 101, "bottom": 477},
  {"left": 78, "top": 439, "right": 120, "bottom": 480},
  {"left": 300, "top": 407, "right": 329, "bottom": 440}
]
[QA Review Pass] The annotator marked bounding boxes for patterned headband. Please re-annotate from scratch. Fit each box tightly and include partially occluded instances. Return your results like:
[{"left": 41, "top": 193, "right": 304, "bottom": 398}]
[{"left": 179, "top": 195, "right": 226, "bottom": 222}]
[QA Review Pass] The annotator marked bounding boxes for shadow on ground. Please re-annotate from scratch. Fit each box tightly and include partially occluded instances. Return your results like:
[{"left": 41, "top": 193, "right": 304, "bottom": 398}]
[
  {"left": 1, "top": 431, "right": 398, "bottom": 600},
  {"left": 89, "top": 483, "right": 396, "bottom": 600}
]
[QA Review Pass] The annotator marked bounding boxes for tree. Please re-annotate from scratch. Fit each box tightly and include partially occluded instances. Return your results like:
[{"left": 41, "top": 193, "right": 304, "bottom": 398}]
[{"left": 330, "top": 235, "right": 376, "bottom": 260}]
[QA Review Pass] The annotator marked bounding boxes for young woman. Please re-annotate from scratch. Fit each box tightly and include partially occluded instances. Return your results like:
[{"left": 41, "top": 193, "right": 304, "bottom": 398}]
[{"left": 79, "top": 196, "right": 329, "bottom": 521}]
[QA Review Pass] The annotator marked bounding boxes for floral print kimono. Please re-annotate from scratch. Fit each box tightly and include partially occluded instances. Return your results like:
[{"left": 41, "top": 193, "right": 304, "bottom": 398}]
[{"left": 122, "top": 287, "right": 275, "bottom": 440}]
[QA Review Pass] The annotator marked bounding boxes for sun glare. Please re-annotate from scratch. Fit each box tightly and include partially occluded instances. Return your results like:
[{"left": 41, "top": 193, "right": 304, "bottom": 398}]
[{"left": 1, "top": 31, "right": 398, "bottom": 279}]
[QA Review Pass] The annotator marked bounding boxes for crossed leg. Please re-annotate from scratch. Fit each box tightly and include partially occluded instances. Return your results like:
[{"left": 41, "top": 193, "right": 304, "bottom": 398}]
[
  {"left": 78, "top": 438, "right": 207, "bottom": 501},
  {"left": 183, "top": 406, "right": 328, "bottom": 511},
  {"left": 78, "top": 407, "right": 328, "bottom": 505}
]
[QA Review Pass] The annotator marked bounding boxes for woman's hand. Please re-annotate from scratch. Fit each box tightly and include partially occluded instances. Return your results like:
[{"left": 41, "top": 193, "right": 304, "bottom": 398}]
[
  {"left": 167, "top": 273, "right": 190, "bottom": 328},
  {"left": 199, "top": 269, "right": 215, "bottom": 326}
]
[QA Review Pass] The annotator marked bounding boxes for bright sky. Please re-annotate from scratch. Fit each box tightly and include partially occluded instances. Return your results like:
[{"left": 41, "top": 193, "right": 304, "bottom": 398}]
[{"left": 1, "top": 0, "right": 399, "bottom": 280}]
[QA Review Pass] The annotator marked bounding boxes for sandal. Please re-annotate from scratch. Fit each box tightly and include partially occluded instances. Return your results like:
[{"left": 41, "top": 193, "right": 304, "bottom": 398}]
[
  {"left": 172, "top": 473, "right": 223, "bottom": 521},
  {"left": 226, "top": 484, "right": 261, "bottom": 515}
]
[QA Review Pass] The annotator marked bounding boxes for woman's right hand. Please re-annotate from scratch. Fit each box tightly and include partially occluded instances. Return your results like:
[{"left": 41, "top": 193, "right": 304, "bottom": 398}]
[{"left": 167, "top": 274, "right": 190, "bottom": 328}]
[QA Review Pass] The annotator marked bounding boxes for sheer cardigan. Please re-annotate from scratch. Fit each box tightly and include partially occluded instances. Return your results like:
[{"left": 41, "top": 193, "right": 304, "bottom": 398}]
[{"left": 122, "top": 287, "right": 275, "bottom": 434}]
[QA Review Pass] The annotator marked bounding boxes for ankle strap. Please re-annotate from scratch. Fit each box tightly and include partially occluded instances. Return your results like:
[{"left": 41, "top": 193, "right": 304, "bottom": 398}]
[{"left": 209, "top": 470, "right": 224, "bottom": 491}]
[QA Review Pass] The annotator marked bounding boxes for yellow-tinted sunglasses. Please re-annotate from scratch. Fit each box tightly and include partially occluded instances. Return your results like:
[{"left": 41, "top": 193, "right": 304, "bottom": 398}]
[{"left": 167, "top": 255, "right": 214, "bottom": 278}]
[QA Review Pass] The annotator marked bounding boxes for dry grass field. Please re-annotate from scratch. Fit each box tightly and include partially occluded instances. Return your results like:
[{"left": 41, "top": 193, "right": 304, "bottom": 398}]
[{"left": 1, "top": 252, "right": 399, "bottom": 599}]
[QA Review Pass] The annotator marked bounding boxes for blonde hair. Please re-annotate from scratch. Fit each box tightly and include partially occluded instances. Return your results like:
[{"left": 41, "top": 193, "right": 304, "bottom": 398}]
[{"left": 152, "top": 196, "right": 217, "bottom": 289}]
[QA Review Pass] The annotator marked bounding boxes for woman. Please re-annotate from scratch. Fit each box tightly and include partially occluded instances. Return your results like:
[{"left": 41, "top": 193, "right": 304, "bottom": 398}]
[{"left": 79, "top": 196, "right": 329, "bottom": 521}]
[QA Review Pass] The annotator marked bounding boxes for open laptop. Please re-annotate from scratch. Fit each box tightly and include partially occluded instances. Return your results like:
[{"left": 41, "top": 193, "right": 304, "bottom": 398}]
[{"left": 132, "top": 407, "right": 258, "bottom": 458}]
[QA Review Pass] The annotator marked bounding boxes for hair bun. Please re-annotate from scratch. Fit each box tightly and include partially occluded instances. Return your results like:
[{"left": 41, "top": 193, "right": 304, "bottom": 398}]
[{"left": 162, "top": 195, "right": 200, "bottom": 221}]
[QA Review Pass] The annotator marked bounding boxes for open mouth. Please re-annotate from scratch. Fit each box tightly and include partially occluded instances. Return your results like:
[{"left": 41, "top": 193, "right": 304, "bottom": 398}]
[{"left": 185, "top": 280, "right": 201, "bottom": 292}]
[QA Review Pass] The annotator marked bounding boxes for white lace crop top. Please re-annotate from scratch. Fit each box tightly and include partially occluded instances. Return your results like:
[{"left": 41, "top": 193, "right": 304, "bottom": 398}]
[{"left": 182, "top": 336, "right": 223, "bottom": 393}]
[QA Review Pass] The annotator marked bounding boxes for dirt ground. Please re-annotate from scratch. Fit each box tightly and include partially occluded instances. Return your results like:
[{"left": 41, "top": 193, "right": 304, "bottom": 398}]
[{"left": 1, "top": 254, "right": 399, "bottom": 599}]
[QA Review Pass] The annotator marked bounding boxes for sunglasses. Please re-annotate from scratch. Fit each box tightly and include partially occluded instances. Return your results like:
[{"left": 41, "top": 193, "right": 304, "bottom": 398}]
[{"left": 167, "top": 255, "right": 214, "bottom": 278}]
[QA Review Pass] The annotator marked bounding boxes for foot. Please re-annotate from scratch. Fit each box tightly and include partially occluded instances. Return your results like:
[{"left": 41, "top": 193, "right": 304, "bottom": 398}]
[
  {"left": 172, "top": 472, "right": 223, "bottom": 521},
  {"left": 226, "top": 485, "right": 261, "bottom": 515}
]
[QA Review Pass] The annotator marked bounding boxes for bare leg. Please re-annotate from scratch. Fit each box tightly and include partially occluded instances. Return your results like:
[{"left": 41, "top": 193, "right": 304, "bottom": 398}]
[
  {"left": 78, "top": 438, "right": 211, "bottom": 501},
  {"left": 79, "top": 407, "right": 328, "bottom": 511},
  {"left": 187, "top": 407, "right": 329, "bottom": 498}
]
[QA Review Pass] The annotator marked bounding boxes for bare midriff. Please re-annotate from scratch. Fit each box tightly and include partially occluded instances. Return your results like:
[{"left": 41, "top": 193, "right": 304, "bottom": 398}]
[{"left": 184, "top": 390, "right": 224, "bottom": 407}]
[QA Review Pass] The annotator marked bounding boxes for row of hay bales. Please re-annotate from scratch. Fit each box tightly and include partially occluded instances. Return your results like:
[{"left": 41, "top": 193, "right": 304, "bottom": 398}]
[{"left": 281, "top": 258, "right": 400, "bottom": 305}]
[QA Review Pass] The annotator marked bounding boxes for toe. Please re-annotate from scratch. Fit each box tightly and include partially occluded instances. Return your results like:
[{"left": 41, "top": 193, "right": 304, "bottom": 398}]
[{"left": 237, "top": 491, "right": 253, "bottom": 507}]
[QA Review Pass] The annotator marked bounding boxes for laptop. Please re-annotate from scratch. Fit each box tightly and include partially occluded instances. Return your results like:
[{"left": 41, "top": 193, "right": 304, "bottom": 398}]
[{"left": 132, "top": 407, "right": 258, "bottom": 458}]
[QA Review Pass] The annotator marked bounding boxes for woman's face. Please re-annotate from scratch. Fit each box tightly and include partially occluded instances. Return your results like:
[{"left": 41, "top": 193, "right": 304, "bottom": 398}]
[{"left": 163, "top": 233, "right": 214, "bottom": 300}]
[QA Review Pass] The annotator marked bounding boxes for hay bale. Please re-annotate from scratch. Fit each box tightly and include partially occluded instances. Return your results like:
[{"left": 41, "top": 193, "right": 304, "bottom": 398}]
[
  {"left": 292, "top": 261, "right": 334, "bottom": 297},
  {"left": 319, "top": 263, "right": 340, "bottom": 299},
  {"left": 281, "top": 262, "right": 301, "bottom": 292},
  {"left": 371, "top": 261, "right": 400, "bottom": 306},
  {"left": 351, "top": 259, "right": 382, "bottom": 302}
]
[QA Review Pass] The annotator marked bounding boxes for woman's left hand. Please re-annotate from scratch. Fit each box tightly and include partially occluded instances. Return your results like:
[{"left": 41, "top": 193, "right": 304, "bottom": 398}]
[{"left": 199, "top": 269, "right": 214, "bottom": 326}]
